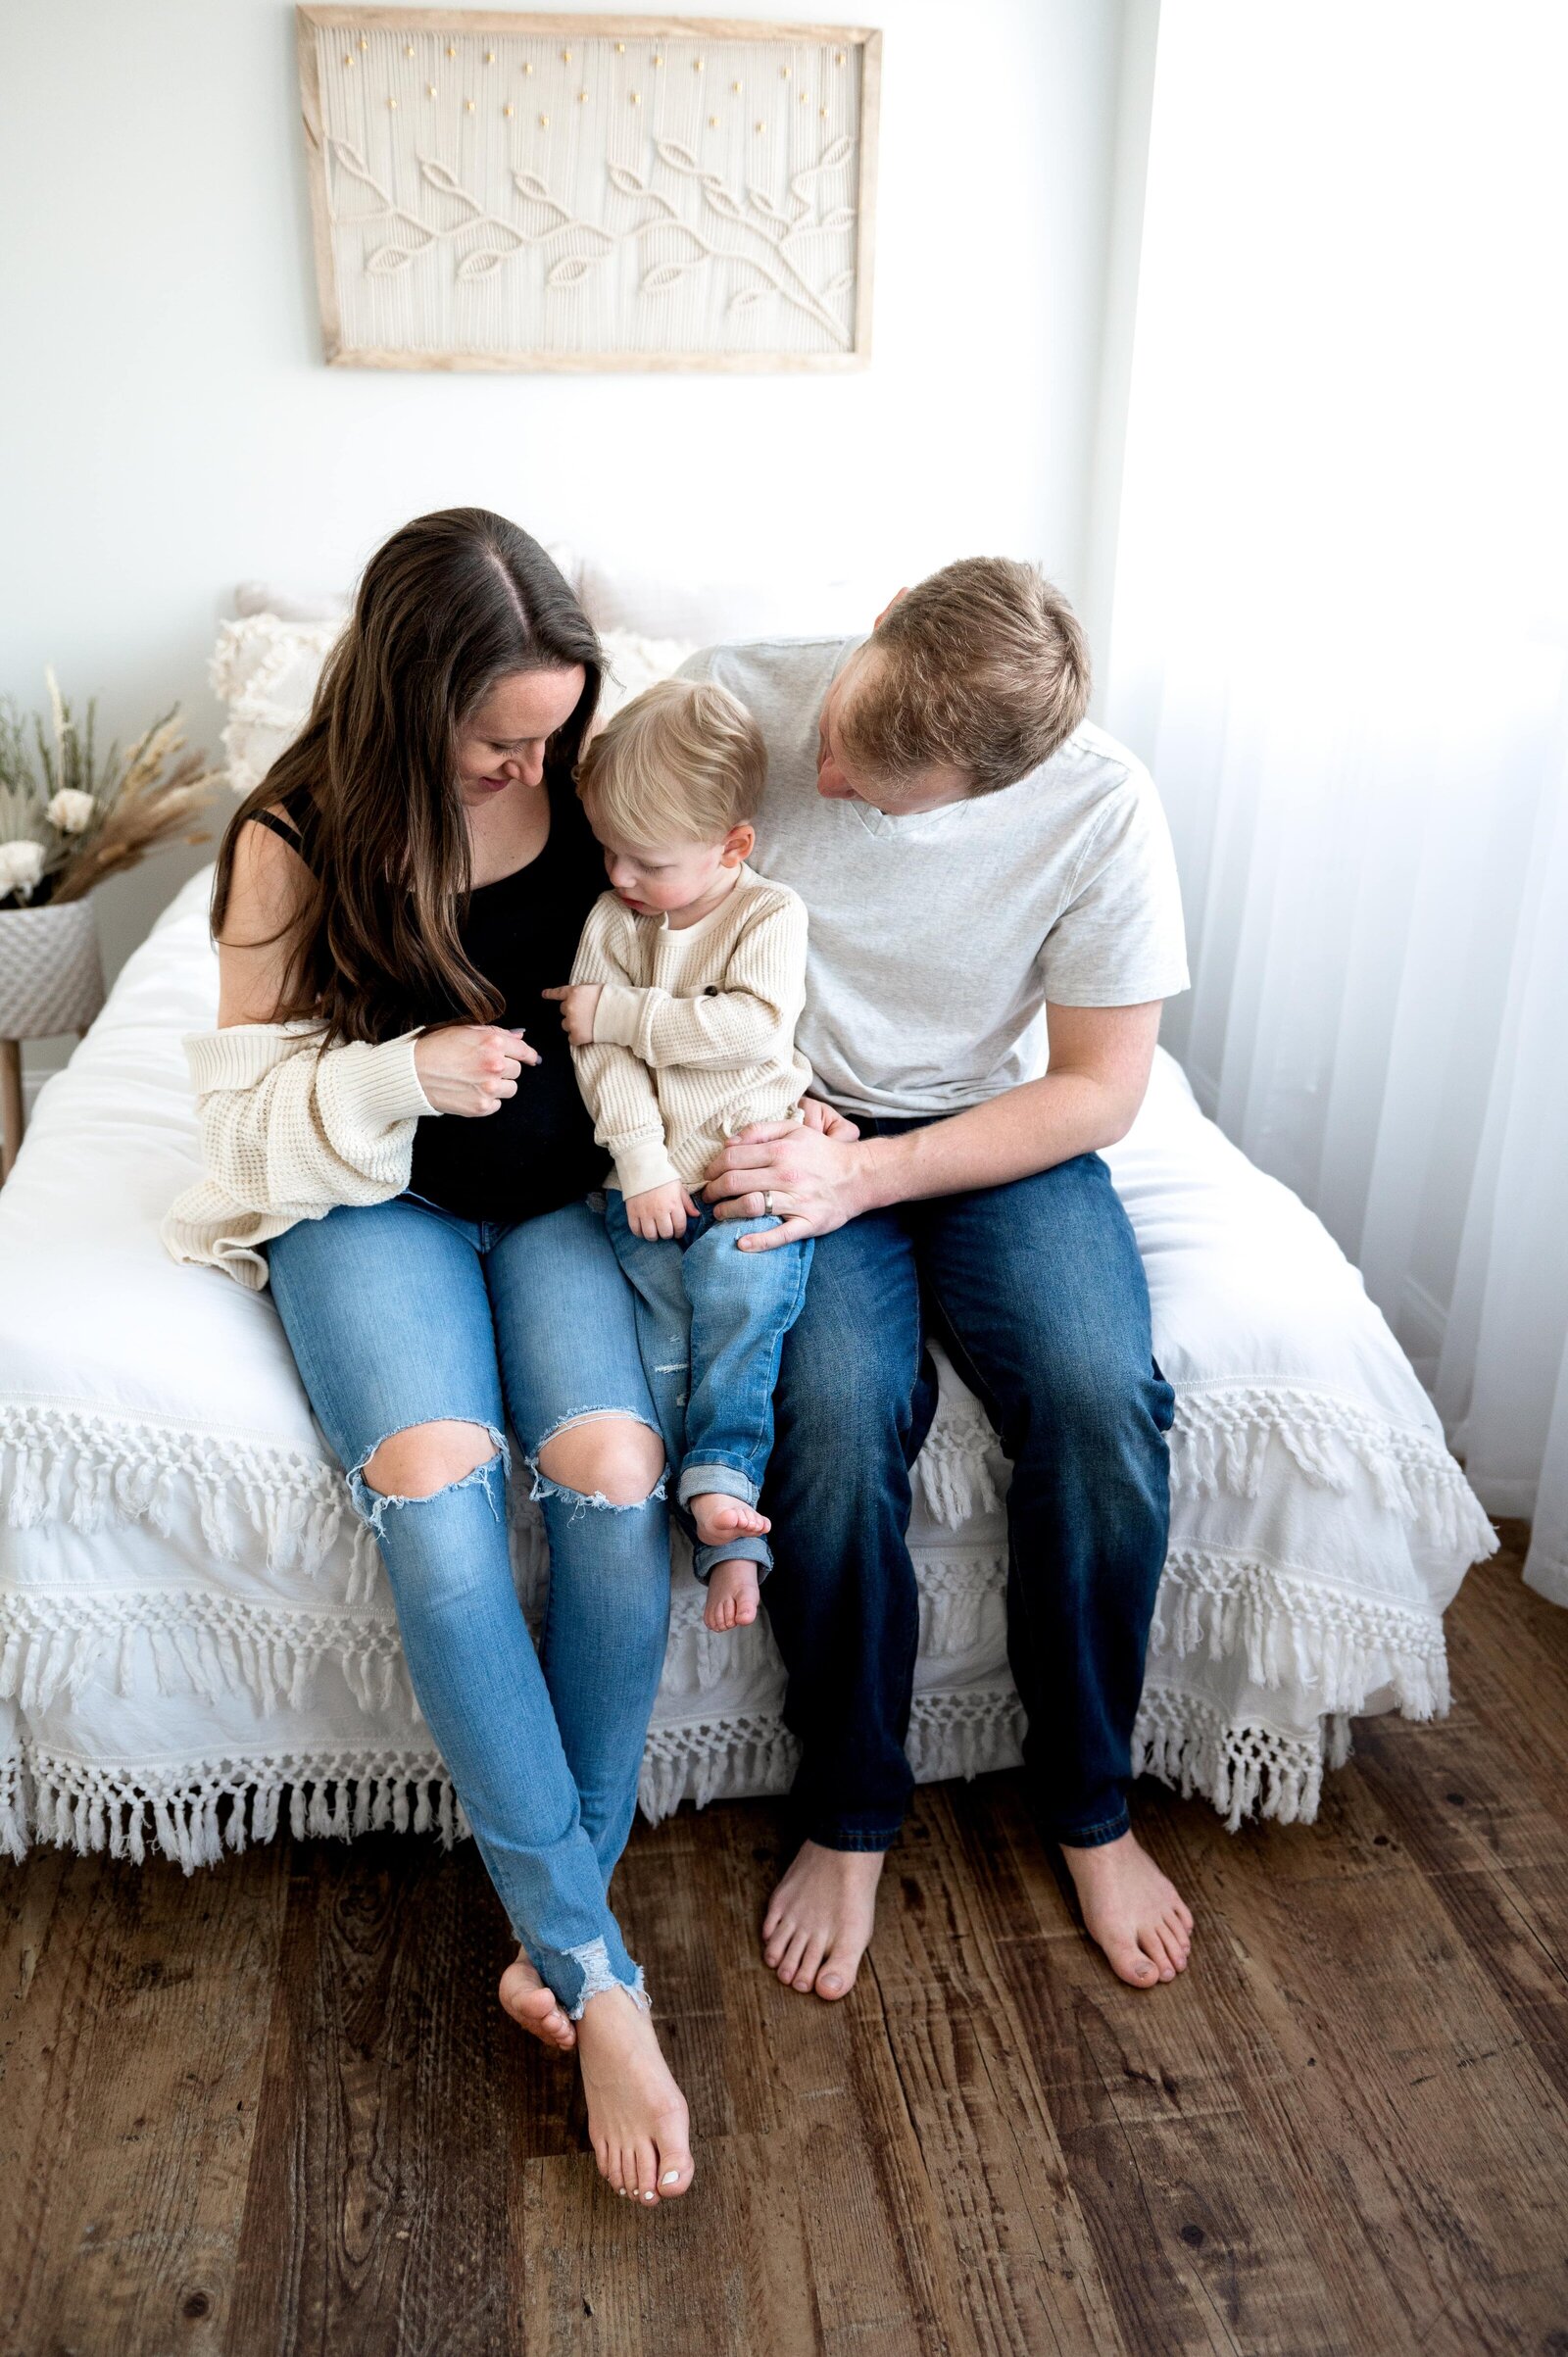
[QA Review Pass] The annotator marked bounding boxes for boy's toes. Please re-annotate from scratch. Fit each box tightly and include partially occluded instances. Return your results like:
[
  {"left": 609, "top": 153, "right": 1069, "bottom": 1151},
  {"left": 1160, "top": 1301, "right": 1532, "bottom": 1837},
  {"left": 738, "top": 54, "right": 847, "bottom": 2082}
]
[{"left": 735, "top": 1594, "right": 759, "bottom": 1626}]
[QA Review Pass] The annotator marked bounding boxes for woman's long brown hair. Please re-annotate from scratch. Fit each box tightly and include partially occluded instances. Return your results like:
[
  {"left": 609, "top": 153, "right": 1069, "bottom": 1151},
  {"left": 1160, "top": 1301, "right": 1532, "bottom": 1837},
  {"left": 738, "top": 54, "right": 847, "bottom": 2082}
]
[{"left": 212, "top": 509, "right": 603, "bottom": 1044}]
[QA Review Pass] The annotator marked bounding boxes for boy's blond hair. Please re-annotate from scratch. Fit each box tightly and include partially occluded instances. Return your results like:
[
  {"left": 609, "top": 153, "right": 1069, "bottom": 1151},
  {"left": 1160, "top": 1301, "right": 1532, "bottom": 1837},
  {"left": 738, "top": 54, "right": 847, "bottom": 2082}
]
[
  {"left": 840, "top": 557, "right": 1092, "bottom": 796},
  {"left": 575, "top": 677, "right": 766, "bottom": 846}
]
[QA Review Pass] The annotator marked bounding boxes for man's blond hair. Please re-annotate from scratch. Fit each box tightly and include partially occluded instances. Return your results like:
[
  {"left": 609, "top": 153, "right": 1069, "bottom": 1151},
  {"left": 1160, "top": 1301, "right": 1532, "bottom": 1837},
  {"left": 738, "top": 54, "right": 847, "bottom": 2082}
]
[
  {"left": 839, "top": 557, "right": 1092, "bottom": 796},
  {"left": 575, "top": 676, "right": 766, "bottom": 845}
]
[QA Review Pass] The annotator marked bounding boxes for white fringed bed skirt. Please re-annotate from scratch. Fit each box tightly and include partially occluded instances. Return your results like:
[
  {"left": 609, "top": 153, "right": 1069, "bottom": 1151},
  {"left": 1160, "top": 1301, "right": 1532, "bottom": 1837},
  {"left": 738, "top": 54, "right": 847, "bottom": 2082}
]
[{"left": 0, "top": 869, "right": 1494, "bottom": 1870}]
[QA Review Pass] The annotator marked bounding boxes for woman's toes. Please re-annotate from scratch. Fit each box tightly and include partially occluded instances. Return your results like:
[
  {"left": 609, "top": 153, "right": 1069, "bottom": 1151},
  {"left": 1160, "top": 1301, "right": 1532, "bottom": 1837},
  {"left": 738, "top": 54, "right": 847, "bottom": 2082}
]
[{"left": 634, "top": 2139, "right": 659, "bottom": 2203}]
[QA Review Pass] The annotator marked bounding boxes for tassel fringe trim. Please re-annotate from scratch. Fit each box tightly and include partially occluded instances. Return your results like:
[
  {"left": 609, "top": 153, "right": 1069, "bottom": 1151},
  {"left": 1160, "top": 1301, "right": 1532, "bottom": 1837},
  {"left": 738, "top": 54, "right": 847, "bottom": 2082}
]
[
  {"left": 0, "top": 1743, "right": 465, "bottom": 1872},
  {"left": 0, "top": 1682, "right": 1374, "bottom": 1868},
  {"left": 5, "top": 1383, "right": 1492, "bottom": 1586}
]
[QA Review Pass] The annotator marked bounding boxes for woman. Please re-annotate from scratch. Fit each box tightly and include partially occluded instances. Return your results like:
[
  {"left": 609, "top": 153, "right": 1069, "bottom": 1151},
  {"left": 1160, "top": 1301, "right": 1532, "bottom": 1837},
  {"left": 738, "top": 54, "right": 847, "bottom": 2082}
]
[{"left": 164, "top": 510, "right": 692, "bottom": 2205}]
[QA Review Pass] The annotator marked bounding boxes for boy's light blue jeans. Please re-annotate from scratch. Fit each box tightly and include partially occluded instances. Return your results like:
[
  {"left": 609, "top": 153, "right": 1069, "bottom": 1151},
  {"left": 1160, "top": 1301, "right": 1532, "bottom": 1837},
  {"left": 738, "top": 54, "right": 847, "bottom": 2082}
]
[
  {"left": 266, "top": 1191, "right": 671, "bottom": 2020},
  {"left": 604, "top": 1191, "right": 812, "bottom": 1584}
]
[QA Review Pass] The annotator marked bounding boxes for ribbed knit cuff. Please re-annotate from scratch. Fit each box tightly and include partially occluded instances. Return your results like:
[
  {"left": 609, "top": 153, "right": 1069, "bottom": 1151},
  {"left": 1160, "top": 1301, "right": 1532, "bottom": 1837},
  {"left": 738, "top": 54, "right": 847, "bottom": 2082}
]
[
  {"left": 612, "top": 1137, "right": 682, "bottom": 1198},
  {"left": 592, "top": 985, "right": 650, "bottom": 1052},
  {"left": 327, "top": 1032, "right": 437, "bottom": 1127}
]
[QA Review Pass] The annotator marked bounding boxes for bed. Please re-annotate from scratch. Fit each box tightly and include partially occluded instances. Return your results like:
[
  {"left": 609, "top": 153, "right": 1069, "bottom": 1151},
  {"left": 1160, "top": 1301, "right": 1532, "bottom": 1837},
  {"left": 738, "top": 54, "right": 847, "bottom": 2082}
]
[{"left": 0, "top": 562, "right": 1495, "bottom": 1868}]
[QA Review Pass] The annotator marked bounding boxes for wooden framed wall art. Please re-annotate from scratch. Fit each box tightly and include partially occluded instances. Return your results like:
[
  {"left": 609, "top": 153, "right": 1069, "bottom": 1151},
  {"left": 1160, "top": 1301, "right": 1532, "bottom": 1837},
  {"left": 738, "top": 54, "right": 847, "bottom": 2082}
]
[{"left": 297, "top": 9, "right": 880, "bottom": 371}]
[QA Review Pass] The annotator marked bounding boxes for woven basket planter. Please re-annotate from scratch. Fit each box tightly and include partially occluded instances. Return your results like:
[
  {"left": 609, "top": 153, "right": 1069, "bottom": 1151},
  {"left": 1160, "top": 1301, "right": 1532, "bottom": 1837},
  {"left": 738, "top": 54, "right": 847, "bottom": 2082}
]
[{"left": 0, "top": 899, "right": 106, "bottom": 1040}]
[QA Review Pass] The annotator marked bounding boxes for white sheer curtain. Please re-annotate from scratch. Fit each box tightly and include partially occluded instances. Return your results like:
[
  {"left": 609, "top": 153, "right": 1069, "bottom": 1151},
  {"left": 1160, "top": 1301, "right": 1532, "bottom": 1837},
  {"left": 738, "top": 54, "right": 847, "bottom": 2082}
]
[{"left": 1104, "top": 2, "right": 1568, "bottom": 1597}]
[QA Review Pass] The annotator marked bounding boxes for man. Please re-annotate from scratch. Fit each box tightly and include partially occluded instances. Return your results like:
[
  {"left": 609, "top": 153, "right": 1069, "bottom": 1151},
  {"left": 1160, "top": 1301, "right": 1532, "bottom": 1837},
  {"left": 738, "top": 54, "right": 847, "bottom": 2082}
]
[{"left": 689, "top": 558, "right": 1195, "bottom": 1996}]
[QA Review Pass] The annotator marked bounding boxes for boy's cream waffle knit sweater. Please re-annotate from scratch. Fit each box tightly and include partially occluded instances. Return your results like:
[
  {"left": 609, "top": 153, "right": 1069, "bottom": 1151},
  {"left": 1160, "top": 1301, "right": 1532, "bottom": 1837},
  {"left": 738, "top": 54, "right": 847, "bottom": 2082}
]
[{"left": 568, "top": 865, "right": 811, "bottom": 1199}]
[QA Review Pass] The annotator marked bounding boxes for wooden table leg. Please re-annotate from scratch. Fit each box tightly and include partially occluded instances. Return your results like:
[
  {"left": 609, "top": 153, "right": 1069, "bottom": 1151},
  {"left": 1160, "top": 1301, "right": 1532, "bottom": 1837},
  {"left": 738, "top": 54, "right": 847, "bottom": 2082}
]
[{"left": 0, "top": 1038, "right": 23, "bottom": 1182}]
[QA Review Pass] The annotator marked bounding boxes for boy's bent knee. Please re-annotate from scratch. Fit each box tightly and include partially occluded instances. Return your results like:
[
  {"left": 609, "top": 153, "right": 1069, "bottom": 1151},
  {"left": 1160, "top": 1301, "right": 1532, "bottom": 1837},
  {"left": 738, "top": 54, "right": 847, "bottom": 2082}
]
[
  {"left": 535, "top": 1413, "right": 664, "bottom": 1506},
  {"left": 362, "top": 1418, "right": 499, "bottom": 1499}
]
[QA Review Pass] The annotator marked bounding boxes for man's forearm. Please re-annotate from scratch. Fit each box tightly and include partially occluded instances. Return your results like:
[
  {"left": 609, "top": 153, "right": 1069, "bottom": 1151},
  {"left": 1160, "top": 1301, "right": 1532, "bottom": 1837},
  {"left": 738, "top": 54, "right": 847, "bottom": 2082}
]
[{"left": 854, "top": 1069, "right": 1136, "bottom": 1214}]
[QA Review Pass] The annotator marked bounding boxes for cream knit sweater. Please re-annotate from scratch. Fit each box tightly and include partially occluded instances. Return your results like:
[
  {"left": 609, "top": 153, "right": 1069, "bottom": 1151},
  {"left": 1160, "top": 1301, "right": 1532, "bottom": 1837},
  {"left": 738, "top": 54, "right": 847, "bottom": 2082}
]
[
  {"left": 568, "top": 866, "right": 811, "bottom": 1198},
  {"left": 160, "top": 1023, "right": 434, "bottom": 1289}
]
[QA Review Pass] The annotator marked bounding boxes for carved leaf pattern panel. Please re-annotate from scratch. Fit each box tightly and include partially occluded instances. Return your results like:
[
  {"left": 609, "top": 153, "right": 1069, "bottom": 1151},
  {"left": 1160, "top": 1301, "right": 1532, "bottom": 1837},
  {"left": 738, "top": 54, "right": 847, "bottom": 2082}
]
[{"left": 300, "top": 10, "right": 878, "bottom": 369}]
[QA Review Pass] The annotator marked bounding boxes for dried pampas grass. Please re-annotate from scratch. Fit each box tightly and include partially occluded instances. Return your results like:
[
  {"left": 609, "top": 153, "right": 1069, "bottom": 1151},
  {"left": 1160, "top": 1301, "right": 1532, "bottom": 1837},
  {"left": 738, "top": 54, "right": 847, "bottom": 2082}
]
[
  {"left": 48, "top": 709, "right": 220, "bottom": 905},
  {"left": 0, "top": 677, "right": 221, "bottom": 908}
]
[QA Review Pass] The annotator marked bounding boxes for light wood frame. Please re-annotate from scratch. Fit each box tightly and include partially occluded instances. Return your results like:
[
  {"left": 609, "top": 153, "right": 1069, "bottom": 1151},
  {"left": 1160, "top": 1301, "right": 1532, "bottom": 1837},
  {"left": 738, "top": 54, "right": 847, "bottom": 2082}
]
[{"left": 297, "top": 8, "right": 881, "bottom": 371}]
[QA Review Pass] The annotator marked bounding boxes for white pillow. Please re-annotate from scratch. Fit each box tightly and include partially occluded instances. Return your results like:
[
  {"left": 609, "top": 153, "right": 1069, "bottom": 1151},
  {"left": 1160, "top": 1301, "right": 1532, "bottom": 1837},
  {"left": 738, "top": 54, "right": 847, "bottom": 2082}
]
[
  {"left": 210, "top": 614, "right": 345, "bottom": 798},
  {"left": 210, "top": 614, "right": 694, "bottom": 795}
]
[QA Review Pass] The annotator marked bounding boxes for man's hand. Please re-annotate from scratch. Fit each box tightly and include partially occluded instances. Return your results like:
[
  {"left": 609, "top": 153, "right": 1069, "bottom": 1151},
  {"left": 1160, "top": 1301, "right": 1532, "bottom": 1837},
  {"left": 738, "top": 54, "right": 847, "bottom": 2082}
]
[
  {"left": 625, "top": 1180, "right": 702, "bottom": 1240},
  {"left": 541, "top": 982, "right": 603, "bottom": 1046},
  {"left": 703, "top": 1120, "right": 868, "bottom": 1252}
]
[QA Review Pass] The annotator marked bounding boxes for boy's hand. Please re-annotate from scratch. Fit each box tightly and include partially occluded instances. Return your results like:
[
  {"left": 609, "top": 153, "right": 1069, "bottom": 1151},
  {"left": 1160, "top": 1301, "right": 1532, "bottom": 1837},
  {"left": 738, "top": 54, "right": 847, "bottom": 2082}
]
[
  {"left": 542, "top": 982, "right": 603, "bottom": 1046},
  {"left": 625, "top": 1181, "right": 702, "bottom": 1240}
]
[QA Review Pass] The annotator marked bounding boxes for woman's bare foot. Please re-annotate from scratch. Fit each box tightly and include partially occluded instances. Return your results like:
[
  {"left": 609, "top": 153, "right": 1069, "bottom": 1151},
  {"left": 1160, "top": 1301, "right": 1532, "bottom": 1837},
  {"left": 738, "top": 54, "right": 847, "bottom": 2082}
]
[
  {"left": 498, "top": 1947, "right": 576, "bottom": 2050},
  {"left": 575, "top": 1985, "right": 695, "bottom": 2205},
  {"left": 1060, "top": 1831, "right": 1194, "bottom": 1988},
  {"left": 689, "top": 1491, "right": 770, "bottom": 1547},
  {"left": 704, "top": 1556, "right": 760, "bottom": 1631},
  {"left": 761, "top": 1840, "right": 884, "bottom": 1998}
]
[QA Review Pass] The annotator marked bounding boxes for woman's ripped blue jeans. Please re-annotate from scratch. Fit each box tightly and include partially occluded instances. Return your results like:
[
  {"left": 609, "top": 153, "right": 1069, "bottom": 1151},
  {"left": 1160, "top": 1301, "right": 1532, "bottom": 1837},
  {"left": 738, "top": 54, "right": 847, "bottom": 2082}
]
[{"left": 266, "top": 1191, "right": 671, "bottom": 2020}]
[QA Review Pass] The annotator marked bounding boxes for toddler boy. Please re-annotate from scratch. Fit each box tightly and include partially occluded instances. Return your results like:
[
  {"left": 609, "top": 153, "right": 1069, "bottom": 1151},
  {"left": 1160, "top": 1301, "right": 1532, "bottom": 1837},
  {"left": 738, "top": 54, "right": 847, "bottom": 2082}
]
[{"left": 545, "top": 678, "right": 812, "bottom": 1632}]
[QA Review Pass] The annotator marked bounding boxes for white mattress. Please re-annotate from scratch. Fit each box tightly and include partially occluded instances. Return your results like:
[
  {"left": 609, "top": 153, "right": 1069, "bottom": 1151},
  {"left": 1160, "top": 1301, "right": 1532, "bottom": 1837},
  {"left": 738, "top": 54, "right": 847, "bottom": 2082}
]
[{"left": 0, "top": 868, "right": 1494, "bottom": 1869}]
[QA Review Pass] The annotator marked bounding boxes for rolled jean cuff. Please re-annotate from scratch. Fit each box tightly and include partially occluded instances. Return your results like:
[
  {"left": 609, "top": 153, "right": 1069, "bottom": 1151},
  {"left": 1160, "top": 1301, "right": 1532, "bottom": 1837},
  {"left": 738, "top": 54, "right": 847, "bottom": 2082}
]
[
  {"left": 1050, "top": 1804, "right": 1132, "bottom": 1850},
  {"left": 692, "top": 1532, "right": 771, "bottom": 1584},
  {"left": 677, "top": 1461, "right": 760, "bottom": 1509}
]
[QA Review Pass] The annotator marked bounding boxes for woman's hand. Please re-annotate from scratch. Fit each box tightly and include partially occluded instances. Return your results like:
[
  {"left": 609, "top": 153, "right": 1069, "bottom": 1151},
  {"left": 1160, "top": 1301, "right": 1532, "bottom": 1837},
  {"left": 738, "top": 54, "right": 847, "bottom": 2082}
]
[
  {"left": 625, "top": 1180, "right": 702, "bottom": 1240},
  {"left": 415, "top": 1024, "right": 538, "bottom": 1117},
  {"left": 542, "top": 982, "right": 603, "bottom": 1046}
]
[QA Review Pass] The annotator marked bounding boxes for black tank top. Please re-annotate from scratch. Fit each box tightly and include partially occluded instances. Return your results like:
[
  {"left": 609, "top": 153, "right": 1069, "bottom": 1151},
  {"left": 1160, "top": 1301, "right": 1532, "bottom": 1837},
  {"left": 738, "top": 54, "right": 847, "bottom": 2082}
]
[{"left": 251, "top": 779, "right": 607, "bottom": 1226}]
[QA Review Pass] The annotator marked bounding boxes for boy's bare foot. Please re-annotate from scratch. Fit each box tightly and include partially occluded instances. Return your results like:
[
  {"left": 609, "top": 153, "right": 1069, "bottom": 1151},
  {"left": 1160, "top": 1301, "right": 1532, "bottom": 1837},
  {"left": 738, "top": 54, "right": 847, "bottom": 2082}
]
[
  {"left": 498, "top": 1947, "right": 576, "bottom": 2050},
  {"left": 1060, "top": 1831, "right": 1194, "bottom": 1988},
  {"left": 761, "top": 1840, "right": 884, "bottom": 1998},
  {"left": 689, "top": 1491, "right": 770, "bottom": 1547},
  {"left": 704, "top": 1556, "right": 760, "bottom": 1631},
  {"left": 575, "top": 1985, "right": 696, "bottom": 2204}
]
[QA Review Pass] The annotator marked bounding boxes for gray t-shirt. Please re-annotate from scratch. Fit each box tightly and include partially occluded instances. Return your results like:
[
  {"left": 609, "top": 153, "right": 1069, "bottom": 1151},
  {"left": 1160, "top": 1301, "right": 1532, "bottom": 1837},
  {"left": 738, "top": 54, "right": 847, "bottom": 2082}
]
[{"left": 678, "top": 636, "right": 1189, "bottom": 1119}]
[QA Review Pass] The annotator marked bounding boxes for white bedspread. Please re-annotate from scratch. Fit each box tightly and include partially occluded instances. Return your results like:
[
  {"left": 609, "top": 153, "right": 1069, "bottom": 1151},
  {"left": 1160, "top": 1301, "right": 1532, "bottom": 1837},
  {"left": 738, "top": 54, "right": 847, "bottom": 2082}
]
[{"left": 0, "top": 869, "right": 1494, "bottom": 1869}]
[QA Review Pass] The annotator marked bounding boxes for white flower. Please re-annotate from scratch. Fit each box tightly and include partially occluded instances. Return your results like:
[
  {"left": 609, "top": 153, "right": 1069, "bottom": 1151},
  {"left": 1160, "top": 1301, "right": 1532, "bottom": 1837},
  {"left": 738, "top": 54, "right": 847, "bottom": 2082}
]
[
  {"left": 46, "top": 788, "right": 95, "bottom": 835},
  {"left": 0, "top": 839, "right": 46, "bottom": 898}
]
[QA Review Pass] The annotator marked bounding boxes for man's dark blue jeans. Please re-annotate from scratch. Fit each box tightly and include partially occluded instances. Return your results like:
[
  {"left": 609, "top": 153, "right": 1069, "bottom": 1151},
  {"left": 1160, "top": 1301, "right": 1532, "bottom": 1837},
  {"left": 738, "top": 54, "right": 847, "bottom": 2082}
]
[{"left": 760, "top": 1124, "right": 1175, "bottom": 1854}]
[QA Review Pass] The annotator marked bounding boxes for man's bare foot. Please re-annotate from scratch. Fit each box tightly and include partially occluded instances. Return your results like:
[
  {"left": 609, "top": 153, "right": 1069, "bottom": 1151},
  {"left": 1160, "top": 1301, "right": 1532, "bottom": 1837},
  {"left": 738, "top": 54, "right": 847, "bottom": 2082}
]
[
  {"left": 498, "top": 1947, "right": 576, "bottom": 2050},
  {"left": 689, "top": 1491, "right": 770, "bottom": 1547},
  {"left": 575, "top": 1985, "right": 695, "bottom": 2204},
  {"left": 704, "top": 1556, "right": 760, "bottom": 1631},
  {"left": 761, "top": 1840, "right": 884, "bottom": 1998},
  {"left": 1060, "top": 1831, "right": 1194, "bottom": 1988}
]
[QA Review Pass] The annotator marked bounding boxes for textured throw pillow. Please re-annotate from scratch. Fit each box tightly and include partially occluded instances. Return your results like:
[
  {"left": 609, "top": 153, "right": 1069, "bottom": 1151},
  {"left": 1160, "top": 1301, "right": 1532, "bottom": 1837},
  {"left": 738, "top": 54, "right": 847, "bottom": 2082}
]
[
  {"left": 210, "top": 610, "right": 695, "bottom": 796},
  {"left": 209, "top": 614, "right": 345, "bottom": 798}
]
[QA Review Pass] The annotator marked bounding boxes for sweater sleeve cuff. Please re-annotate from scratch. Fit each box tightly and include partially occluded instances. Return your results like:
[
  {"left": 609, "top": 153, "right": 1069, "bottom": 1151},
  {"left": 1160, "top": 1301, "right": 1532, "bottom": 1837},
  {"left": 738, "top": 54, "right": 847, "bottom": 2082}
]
[
  {"left": 334, "top": 1031, "right": 437, "bottom": 1128},
  {"left": 592, "top": 986, "right": 648, "bottom": 1050},
  {"left": 612, "top": 1138, "right": 681, "bottom": 1198}
]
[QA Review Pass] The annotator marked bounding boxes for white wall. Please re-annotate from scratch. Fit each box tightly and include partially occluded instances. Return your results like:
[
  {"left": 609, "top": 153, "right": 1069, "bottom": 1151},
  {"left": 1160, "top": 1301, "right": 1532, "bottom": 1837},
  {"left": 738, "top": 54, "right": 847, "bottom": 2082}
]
[{"left": 2, "top": 0, "right": 1141, "bottom": 1089}]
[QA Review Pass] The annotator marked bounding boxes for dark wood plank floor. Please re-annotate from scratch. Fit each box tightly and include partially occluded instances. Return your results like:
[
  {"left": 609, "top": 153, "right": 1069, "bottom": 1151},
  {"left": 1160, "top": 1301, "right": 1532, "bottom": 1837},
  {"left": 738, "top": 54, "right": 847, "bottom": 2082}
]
[{"left": 4, "top": 1524, "right": 1567, "bottom": 2356}]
